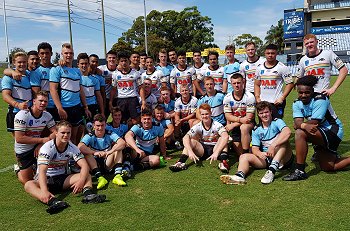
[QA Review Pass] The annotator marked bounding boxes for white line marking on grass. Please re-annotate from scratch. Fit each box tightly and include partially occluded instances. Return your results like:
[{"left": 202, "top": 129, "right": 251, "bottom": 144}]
[{"left": 0, "top": 165, "right": 13, "bottom": 173}]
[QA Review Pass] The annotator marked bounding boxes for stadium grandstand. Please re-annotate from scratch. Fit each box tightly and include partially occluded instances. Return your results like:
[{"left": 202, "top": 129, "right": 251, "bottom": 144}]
[{"left": 284, "top": 0, "right": 350, "bottom": 74}]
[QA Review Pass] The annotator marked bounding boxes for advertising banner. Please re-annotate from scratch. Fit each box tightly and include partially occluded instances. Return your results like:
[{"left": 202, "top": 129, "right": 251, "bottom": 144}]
[{"left": 284, "top": 9, "right": 304, "bottom": 39}]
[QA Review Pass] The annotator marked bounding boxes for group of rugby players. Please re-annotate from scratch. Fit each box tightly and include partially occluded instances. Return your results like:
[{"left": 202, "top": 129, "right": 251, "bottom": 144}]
[{"left": 2, "top": 33, "right": 350, "bottom": 214}]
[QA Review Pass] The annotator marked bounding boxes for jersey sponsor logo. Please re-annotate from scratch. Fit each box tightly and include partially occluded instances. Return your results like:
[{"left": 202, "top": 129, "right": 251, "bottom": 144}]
[
  {"left": 261, "top": 79, "right": 277, "bottom": 86},
  {"left": 234, "top": 110, "right": 246, "bottom": 117},
  {"left": 39, "top": 152, "right": 50, "bottom": 159},
  {"left": 245, "top": 65, "right": 249, "bottom": 70},
  {"left": 41, "top": 120, "right": 47, "bottom": 124},
  {"left": 15, "top": 118, "right": 26, "bottom": 125},
  {"left": 206, "top": 71, "right": 210, "bottom": 76},
  {"left": 104, "top": 70, "right": 109, "bottom": 76},
  {"left": 176, "top": 73, "right": 180, "bottom": 77},
  {"left": 306, "top": 68, "right": 325, "bottom": 76},
  {"left": 319, "top": 58, "right": 325, "bottom": 62},
  {"left": 117, "top": 81, "right": 134, "bottom": 88},
  {"left": 177, "top": 78, "right": 190, "bottom": 85},
  {"left": 42, "top": 71, "right": 47, "bottom": 77},
  {"left": 117, "top": 75, "right": 122, "bottom": 80},
  {"left": 247, "top": 73, "right": 255, "bottom": 79}
]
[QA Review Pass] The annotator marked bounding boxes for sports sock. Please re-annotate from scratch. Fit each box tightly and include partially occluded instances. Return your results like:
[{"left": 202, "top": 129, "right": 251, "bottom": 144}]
[
  {"left": 218, "top": 152, "right": 228, "bottom": 161},
  {"left": 114, "top": 163, "right": 123, "bottom": 175},
  {"left": 82, "top": 187, "right": 94, "bottom": 196},
  {"left": 243, "top": 149, "right": 250, "bottom": 154},
  {"left": 296, "top": 163, "right": 305, "bottom": 172},
  {"left": 92, "top": 168, "right": 102, "bottom": 178},
  {"left": 48, "top": 197, "right": 59, "bottom": 206},
  {"left": 268, "top": 160, "right": 280, "bottom": 174},
  {"left": 179, "top": 154, "right": 188, "bottom": 163},
  {"left": 235, "top": 171, "right": 246, "bottom": 179}
]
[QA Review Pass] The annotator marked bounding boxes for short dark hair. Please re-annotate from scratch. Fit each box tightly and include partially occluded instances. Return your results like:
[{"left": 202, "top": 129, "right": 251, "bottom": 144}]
[
  {"left": 27, "top": 50, "right": 38, "bottom": 56},
  {"left": 106, "top": 50, "right": 117, "bottom": 57},
  {"left": 231, "top": 73, "right": 244, "bottom": 80},
  {"left": 193, "top": 49, "right": 201, "bottom": 55},
  {"left": 208, "top": 51, "right": 219, "bottom": 58},
  {"left": 130, "top": 51, "right": 140, "bottom": 56},
  {"left": 154, "top": 104, "right": 165, "bottom": 111},
  {"left": 256, "top": 101, "right": 272, "bottom": 112},
  {"left": 117, "top": 51, "right": 130, "bottom": 60},
  {"left": 141, "top": 108, "right": 153, "bottom": 117},
  {"left": 77, "top": 53, "right": 89, "bottom": 62},
  {"left": 37, "top": 42, "right": 52, "bottom": 53},
  {"left": 140, "top": 52, "right": 147, "bottom": 57},
  {"left": 176, "top": 50, "right": 186, "bottom": 57},
  {"left": 93, "top": 114, "right": 106, "bottom": 123},
  {"left": 89, "top": 54, "right": 99, "bottom": 59},
  {"left": 265, "top": 44, "right": 278, "bottom": 51},
  {"left": 225, "top": 44, "right": 235, "bottom": 51},
  {"left": 111, "top": 106, "right": 122, "bottom": 115},
  {"left": 296, "top": 75, "right": 318, "bottom": 87}
]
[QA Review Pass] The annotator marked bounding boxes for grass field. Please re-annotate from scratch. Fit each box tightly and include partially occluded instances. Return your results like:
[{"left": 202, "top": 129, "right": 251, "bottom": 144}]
[{"left": 0, "top": 75, "right": 350, "bottom": 230}]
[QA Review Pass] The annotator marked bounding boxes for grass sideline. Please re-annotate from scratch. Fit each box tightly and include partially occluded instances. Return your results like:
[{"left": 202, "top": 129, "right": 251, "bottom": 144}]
[{"left": 0, "top": 77, "right": 349, "bottom": 230}]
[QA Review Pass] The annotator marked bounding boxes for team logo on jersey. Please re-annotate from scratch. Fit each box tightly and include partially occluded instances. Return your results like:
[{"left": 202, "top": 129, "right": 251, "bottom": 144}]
[
  {"left": 117, "top": 75, "right": 122, "bottom": 80},
  {"left": 176, "top": 73, "right": 180, "bottom": 77},
  {"left": 179, "top": 105, "right": 183, "bottom": 109},
  {"left": 29, "top": 120, "right": 33, "bottom": 126},
  {"left": 230, "top": 101, "right": 234, "bottom": 107},
  {"left": 260, "top": 70, "right": 264, "bottom": 75},
  {"left": 187, "top": 72, "right": 191, "bottom": 75},
  {"left": 104, "top": 71, "right": 108, "bottom": 75},
  {"left": 259, "top": 133, "right": 264, "bottom": 139},
  {"left": 301, "top": 109, "right": 304, "bottom": 115},
  {"left": 305, "top": 60, "right": 309, "bottom": 66},
  {"left": 245, "top": 65, "right": 249, "bottom": 70},
  {"left": 319, "top": 58, "right": 325, "bottom": 62},
  {"left": 206, "top": 72, "right": 210, "bottom": 76},
  {"left": 42, "top": 71, "right": 47, "bottom": 76},
  {"left": 64, "top": 70, "right": 68, "bottom": 74},
  {"left": 15, "top": 119, "right": 26, "bottom": 125}
]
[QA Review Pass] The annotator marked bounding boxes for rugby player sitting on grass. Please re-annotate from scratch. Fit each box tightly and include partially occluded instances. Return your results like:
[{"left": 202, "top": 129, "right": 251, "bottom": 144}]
[
  {"left": 169, "top": 103, "right": 229, "bottom": 173},
  {"left": 221, "top": 101, "right": 293, "bottom": 185},
  {"left": 78, "top": 114, "right": 127, "bottom": 188},
  {"left": 24, "top": 121, "right": 106, "bottom": 214}
]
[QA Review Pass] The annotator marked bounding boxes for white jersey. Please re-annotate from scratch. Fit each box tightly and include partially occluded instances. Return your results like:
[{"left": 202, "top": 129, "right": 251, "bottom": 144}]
[
  {"left": 139, "top": 92, "right": 158, "bottom": 110},
  {"left": 255, "top": 61, "right": 293, "bottom": 103},
  {"left": 296, "top": 50, "right": 346, "bottom": 93},
  {"left": 174, "top": 96, "right": 198, "bottom": 118},
  {"left": 223, "top": 91, "right": 256, "bottom": 117},
  {"left": 240, "top": 56, "right": 265, "bottom": 93},
  {"left": 14, "top": 109, "right": 55, "bottom": 154},
  {"left": 170, "top": 65, "right": 196, "bottom": 93},
  {"left": 201, "top": 65, "right": 225, "bottom": 92},
  {"left": 132, "top": 67, "right": 145, "bottom": 76},
  {"left": 187, "top": 120, "right": 227, "bottom": 146},
  {"left": 112, "top": 69, "right": 141, "bottom": 98},
  {"left": 98, "top": 65, "right": 115, "bottom": 99},
  {"left": 141, "top": 69, "right": 167, "bottom": 98},
  {"left": 194, "top": 63, "right": 209, "bottom": 93},
  {"left": 37, "top": 140, "right": 84, "bottom": 177}
]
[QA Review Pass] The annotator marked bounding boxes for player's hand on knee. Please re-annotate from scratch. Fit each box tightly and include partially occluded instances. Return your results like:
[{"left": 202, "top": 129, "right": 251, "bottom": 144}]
[
  {"left": 207, "top": 153, "right": 218, "bottom": 164},
  {"left": 71, "top": 179, "right": 84, "bottom": 194}
]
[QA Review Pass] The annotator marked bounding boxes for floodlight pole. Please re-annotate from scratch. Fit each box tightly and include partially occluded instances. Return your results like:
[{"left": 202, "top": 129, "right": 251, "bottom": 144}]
[
  {"left": 143, "top": 0, "right": 148, "bottom": 54},
  {"left": 3, "top": 0, "right": 10, "bottom": 67},
  {"left": 100, "top": 0, "right": 107, "bottom": 58},
  {"left": 67, "top": 0, "right": 73, "bottom": 47}
]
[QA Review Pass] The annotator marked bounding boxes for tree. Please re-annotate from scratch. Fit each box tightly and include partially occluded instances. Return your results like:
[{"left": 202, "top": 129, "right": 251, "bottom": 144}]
[
  {"left": 114, "top": 6, "right": 216, "bottom": 57},
  {"left": 234, "top": 34, "right": 264, "bottom": 55},
  {"left": 264, "top": 19, "right": 284, "bottom": 54},
  {"left": 111, "top": 38, "right": 133, "bottom": 54},
  {"left": 7, "top": 47, "right": 25, "bottom": 64}
]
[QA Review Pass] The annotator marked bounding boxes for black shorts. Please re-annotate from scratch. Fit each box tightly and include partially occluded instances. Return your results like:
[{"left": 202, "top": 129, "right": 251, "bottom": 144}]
[
  {"left": 16, "top": 147, "right": 37, "bottom": 170},
  {"left": 318, "top": 127, "right": 342, "bottom": 154},
  {"left": 113, "top": 97, "right": 140, "bottom": 122},
  {"left": 88, "top": 104, "right": 100, "bottom": 121},
  {"left": 200, "top": 144, "right": 215, "bottom": 160},
  {"left": 6, "top": 110, "right": 17, "bottom": 132},
  {"left": 270, "top": 100, "right": 286, "bottom": 119},
  {"left": 46, "top": 107, "right": 60, "bottom": 122},
  {"left": 64, "top": 104, "right": 83, "bottom": 126},
  {"left": 231, "top": 126, "right": 242, "bottom": 142},
  {"left": 47, "top": 174, "right": 69, "bottom": 193}
]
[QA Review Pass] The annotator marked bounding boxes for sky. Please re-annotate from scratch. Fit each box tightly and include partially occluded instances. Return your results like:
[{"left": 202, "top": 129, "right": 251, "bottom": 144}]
[{"left": 0, "top": 0, "right": 304, "bottom": 61}]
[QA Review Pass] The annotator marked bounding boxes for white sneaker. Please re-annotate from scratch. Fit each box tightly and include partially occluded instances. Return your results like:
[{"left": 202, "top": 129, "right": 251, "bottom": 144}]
[
  {"left": 220, "top": 174, "right": 246, "bottom": 185},
  {"left": 174, "top": 141, "right": 183, "bottom": 150},
  {"left": 261, "top": 170, "right": 275, "bottom": 184},
  {"left": 13, "top": 164, "right": 20, "bottom": 174}
]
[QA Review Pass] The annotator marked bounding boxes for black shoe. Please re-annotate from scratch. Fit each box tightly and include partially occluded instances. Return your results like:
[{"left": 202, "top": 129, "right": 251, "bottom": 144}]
[
  {"left": 169, "top": 162, "right": 187, "bottom": 172},
  {"left": 283, "top": 169, "right": 308, "bottom": 181},
  {"left": 46, "top": 200, "right": 69, "bottom": 214},
  {"left": 82, "top": 194, "right": 106, "bottom": 204}
]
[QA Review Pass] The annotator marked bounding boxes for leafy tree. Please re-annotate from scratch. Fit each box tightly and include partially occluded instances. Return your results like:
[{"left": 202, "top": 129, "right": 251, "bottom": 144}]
[
  {"left": 264, "top": 19, "right": 284, "bottom": 54},
  {"left": 7, "top": 47, "right": 26, "bottom": 64},
  {"left": 114, "top": 6, "right": 216, "bottom": 57},
  {"left": 111, "top": 38, "right": 133, "bottom": 54},
  {"left": 234, "top": 33, "right": 264, "bottom": 55}
]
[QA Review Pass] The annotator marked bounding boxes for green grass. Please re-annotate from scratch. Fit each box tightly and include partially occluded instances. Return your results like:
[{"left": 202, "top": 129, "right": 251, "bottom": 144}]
[{"left": 0, "top": 77, "right": 350, "bottom": 230}]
